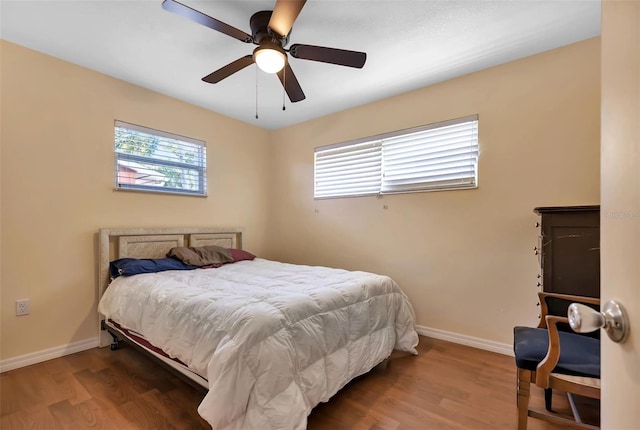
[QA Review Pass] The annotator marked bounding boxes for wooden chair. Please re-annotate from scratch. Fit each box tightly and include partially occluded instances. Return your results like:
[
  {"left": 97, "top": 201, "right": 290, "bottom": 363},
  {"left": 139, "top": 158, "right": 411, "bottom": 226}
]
[{"left": 514, "top": 292, "right": 600, "bottom": 430}]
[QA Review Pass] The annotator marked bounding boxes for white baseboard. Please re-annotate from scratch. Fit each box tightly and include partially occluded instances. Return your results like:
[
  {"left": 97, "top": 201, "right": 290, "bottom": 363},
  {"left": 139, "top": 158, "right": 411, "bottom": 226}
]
[
  {"left": 416, "top": 325, "right": 513, "bottom": 356},
  {"left": 0, "top": 337, "right": 100, "bottom": 373}
]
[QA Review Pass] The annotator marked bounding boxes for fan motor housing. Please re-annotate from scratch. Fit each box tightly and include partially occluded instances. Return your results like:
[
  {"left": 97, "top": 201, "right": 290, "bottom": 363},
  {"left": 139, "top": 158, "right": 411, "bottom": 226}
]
[{"left": 250, "top": 10, "right": 289, "bottom": 46}]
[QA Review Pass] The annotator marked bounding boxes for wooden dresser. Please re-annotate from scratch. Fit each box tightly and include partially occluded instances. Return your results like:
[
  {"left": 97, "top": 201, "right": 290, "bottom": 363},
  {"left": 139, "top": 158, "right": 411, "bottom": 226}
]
[{"left": 534, "top": 205, "right": 600, "bottom": 298}]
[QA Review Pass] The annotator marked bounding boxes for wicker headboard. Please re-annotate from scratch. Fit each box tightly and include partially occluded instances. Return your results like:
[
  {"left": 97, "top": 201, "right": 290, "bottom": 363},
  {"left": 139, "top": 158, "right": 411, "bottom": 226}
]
[{"left": 97, "top": 227, "right": 243, "bottom": 347}]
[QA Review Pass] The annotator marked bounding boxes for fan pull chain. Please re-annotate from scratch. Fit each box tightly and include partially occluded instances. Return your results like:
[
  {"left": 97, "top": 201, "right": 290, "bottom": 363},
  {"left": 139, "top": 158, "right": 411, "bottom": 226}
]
[
  {"left": 282, "top": 66, "right": 286, "bottom": 111},
  {"left": 255, "top": 65, "right": 259, "bottom": 120}
]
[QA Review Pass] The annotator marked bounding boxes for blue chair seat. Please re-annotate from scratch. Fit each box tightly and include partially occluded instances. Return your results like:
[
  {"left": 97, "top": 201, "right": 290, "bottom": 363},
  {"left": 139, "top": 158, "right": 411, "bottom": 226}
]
[{"left": 513, "top": 326, "right": 600, "bottom": 378}]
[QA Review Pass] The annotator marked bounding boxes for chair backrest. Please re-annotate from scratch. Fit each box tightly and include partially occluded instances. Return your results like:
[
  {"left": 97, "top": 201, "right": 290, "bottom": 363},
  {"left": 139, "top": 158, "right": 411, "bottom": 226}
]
[{"left": 541, "top": 294, "right": 600, "bottom": 339}]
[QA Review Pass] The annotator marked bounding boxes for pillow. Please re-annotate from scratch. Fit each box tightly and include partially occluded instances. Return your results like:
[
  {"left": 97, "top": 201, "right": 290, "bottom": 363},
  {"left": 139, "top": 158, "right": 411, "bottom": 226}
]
[
  {"left": 167, "top": 245, "right": 234, "bottom": 267},
  {"left": 199, "top": 249, "right": 257, "bottom": 269},
  {"left": 229, "top": 248, "right": 256, "bottom": 262},
  {"left": 109, "top": 258, "right": 196, "bottom": 279}
]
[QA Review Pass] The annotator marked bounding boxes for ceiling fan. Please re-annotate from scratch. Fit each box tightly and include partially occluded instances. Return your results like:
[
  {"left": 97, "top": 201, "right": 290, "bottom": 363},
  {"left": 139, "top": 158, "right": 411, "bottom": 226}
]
[{"left": 162, "top": 0, "right": 367, "bottom": 103}]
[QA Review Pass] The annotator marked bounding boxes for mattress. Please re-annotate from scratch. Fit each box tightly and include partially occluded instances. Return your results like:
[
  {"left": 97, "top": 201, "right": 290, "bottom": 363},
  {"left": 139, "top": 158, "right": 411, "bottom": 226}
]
[{"left": 98, "top": 258, "right": 418, "bottom": 429}]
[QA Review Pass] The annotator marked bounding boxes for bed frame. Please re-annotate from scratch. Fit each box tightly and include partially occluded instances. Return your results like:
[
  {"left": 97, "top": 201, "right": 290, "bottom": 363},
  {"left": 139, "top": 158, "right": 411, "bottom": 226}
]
[{"left": 97, "top": 227, "right": 244, "bottom": 386}]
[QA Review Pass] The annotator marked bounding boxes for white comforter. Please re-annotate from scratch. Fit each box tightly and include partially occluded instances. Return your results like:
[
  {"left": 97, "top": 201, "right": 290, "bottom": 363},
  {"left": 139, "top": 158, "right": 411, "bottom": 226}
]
[{"left": 98, "top": 258, "right": 418, "bottom": 429}]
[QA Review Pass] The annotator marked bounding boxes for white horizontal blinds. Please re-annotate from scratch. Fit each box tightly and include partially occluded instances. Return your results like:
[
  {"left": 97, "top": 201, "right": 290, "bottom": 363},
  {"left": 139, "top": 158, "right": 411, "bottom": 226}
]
[
  {"left": 313, "top": 115, "right": 478, "bottom": 199},
  {"left": 114, "top": 121, "right": 207, "bottom": 196},
  {"left": 314, "top": 141, "right": 382, "bottom": 198},
  {"left": 381, "top": 117, "right": 478, "bottom": 193}
]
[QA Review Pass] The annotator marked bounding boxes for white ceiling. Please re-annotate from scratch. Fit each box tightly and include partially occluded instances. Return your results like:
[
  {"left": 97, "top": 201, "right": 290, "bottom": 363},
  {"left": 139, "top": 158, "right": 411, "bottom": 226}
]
[{"left": 1, "top": 0, "right": 600, "bottom": 130}]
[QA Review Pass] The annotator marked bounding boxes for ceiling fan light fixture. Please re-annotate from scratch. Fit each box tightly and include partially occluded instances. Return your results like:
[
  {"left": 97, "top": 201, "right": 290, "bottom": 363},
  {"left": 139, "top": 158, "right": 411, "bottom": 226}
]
[{"left": 253, "top": 43, "right": 286, "bottom": 73}]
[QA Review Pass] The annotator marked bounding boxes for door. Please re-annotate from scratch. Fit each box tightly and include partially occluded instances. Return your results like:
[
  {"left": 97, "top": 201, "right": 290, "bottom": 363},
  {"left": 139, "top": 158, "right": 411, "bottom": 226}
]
[{"left": 601, "top": 0, "right": 640, "bottom": 428}]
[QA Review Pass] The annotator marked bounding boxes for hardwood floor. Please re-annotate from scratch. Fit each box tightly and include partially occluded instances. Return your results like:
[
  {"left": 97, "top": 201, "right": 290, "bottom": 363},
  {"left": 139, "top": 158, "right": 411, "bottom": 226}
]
[{"left": 0, "top": 336, "right": 599, "bottom": 429}]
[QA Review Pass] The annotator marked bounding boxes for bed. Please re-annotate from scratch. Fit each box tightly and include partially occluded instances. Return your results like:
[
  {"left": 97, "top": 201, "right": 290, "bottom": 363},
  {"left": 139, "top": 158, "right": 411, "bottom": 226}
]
[{"left": 97, "top": 227, "right": 419, "bottom": 430}]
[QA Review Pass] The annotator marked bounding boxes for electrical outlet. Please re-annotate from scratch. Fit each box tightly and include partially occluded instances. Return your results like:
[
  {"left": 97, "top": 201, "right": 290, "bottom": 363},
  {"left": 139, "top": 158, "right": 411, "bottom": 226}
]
[{"left": 16, "top": 299, "right": 30, "bottom": 316}]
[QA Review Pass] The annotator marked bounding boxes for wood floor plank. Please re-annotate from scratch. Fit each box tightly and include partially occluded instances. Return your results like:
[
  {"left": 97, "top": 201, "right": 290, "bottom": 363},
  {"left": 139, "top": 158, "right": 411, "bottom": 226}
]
[
  {"left": 0, "top": 371, "right": 46, "bottom": 416},
  {"left": 118, "top": 396, "right": 177, "bottom": 430},
  {"left": 48, "top": 398, "right": 115, "bottom": 429},
  {"left": 0, "top": 336, "right": 600, "bottom": 429},
  {"left": 140, "top": 388, "right": 210, "bottom": 430},
  {"left": 73, "top": 368, "right": 139, "bottom": 409},
  {"left": 0, "top": 404, "right": 57, "bottom": 430}
]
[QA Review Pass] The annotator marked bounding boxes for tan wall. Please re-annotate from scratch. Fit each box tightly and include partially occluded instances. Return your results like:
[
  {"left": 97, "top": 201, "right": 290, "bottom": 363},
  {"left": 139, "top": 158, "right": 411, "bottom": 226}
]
[
  {"left": 0, "top": 37, "right": 601, "bottom": 362},
  {"left": 267, "top": 38, "right": 601, "bottom": 344},
  {"left": 0, "top": 41, "right": 271, "bottom": 360}
]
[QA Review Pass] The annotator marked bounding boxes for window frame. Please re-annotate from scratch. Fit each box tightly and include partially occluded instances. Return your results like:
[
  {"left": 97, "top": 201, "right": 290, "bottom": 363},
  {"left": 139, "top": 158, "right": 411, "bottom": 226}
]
[
  {"left": 114, "top": 120, "right": 207, "bottom": 197},
  {"left": 314, "top": 115, "right": 479, "bottom": 199}
]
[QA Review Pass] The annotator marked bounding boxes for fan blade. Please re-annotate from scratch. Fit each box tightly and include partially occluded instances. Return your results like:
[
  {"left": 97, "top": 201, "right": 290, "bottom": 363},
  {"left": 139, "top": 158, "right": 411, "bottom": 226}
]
[
  {"left": 268, "top": 0, "right": 307, "bottom": 38},
  {"left": 162, "top": 0, "right": 252, "bottom": 43},
  {"left": 202, "top": 55, "right": 254, "bottom": 83},
  {"left": 289, "top": 44, "right": 367, "bottom": 68},
  {"left": 276, "top": 63, "right": 305, "bottom": 102}
]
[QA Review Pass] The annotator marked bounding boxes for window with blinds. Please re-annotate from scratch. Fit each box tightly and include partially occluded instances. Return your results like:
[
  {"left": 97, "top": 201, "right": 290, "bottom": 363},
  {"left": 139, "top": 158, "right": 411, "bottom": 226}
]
[
  {"left": 114, "top": 121, "right": 207, "bottom": 196},
  {"left": 314, "top": 115, "right": 478, "bottom": 199}
]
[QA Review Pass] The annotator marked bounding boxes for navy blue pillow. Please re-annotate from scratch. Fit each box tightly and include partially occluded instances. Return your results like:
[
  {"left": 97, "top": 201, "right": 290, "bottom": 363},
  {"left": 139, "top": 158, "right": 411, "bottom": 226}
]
[{"left": 110, "top": 258, "right": 197, "bottom": 279}]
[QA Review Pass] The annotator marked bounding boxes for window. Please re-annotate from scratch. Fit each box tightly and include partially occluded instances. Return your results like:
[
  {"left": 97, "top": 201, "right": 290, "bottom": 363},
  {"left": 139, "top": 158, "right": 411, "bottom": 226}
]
[
  {"left": 114, "top": 121, "right": 207, "bottom": 196},
  {"left": 314, "top": 115, "right": 478, "bottom": 199}
]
